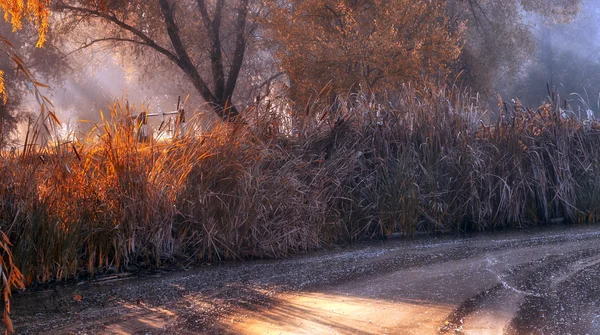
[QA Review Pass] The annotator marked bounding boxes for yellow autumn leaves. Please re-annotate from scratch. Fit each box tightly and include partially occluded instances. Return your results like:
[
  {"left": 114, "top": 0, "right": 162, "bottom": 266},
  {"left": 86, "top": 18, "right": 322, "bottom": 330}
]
[
  {"left": 0, "top": 0, "right": 50, "bottom": 47},
  {"left": 0, "top": 0, "right": 49, "bottom": 108}
]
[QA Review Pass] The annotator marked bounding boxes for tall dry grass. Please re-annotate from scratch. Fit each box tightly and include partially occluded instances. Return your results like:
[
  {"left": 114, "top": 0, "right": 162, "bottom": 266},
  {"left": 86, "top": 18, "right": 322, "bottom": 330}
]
[{"left": 0, "top": 82, "right": 600, "bottom": 293}]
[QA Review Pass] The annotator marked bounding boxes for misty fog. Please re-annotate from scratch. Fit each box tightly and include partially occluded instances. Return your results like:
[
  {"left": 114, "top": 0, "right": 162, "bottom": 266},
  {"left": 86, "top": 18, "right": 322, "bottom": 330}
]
[{"left": 497, "top": 0, "right": 600, "bottom": 115}]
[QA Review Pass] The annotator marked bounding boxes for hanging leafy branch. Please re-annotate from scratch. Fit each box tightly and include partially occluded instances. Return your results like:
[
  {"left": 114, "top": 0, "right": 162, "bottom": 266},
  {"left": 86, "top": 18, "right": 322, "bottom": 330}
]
[
  {"left": 0, "top": 0, "right": 51, "bottom": 47},
  {"left": 0, "top": 1, "right": 59, "bottom": 135},
  {"left": 0, "top": 2, "right": 55, "bottom": 333}
]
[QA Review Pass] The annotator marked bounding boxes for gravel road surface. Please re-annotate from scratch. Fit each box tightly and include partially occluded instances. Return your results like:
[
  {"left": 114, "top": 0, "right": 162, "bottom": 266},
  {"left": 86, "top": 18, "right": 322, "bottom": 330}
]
[{"left": 12, "top": 225, "right": 600, "bottom": 334}]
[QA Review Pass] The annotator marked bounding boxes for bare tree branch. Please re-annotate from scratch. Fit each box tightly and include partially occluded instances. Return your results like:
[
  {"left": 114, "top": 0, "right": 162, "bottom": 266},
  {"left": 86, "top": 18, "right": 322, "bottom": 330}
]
[
  {"left": 66, "top": 37, "right": 148, "bottom": 56},
  {"left": 56, "top": 0, "right": 248, "bottom": 122},
  {"left": 54, "top": 3, "right": 182, "bottom": 67},
  {"left": 224, "top": 0, "right": 249, "bottom": 103},
  {"left": 196, "top": 0, "right": 226, "bottom": 102},
  {"left": 157, "top": 0, "right": 234, "bottom": 119}
]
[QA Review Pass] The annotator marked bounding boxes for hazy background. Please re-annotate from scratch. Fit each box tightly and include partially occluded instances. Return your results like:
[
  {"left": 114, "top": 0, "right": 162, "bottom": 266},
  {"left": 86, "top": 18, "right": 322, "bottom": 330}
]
[
  {"left": 499, "top": 1, "right": 600, "bottom": 112},
  {"left": 8, "top": 0, "right": 600, "bottom": 143}
]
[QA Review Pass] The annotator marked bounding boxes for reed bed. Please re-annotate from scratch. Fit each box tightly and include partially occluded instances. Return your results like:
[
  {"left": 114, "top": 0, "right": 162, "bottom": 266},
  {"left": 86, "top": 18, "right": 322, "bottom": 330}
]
[{"left": 0, "top": 82, "right": 599, "bottom": 291}]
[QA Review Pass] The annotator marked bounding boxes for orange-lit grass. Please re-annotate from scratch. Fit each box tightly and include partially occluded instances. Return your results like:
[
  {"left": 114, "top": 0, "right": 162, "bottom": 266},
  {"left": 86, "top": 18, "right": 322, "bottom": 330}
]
[{"left": 1, "top": 83, "right": 600, "bottom": 294}]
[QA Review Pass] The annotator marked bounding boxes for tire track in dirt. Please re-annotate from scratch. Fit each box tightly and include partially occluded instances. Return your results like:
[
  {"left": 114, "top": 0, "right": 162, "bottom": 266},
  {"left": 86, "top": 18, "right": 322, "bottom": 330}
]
[
  {"left": 506, "top": 250, "right": 600, "bottom": 334},
  {"left": 437, "top": 249, "right": 600, "bottom": 335}
]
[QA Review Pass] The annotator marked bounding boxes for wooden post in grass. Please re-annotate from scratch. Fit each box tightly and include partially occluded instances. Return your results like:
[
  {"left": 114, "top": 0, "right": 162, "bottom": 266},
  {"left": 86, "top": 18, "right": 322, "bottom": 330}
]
[
  {"left": 175, "top": 108, "right": 186, "bottom": 139},
  {"left": 137, "top": 110, "right": 150, "bottom": 143},
  {"left": 133, "top": 99, "right": 185, "bottom": 142}
]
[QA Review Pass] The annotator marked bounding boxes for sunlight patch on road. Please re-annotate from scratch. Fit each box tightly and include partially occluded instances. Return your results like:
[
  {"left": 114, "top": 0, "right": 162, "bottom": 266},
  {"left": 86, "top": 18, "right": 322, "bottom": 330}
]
[{"left": 228, "top": 292, "right": 454, "bottom": 335}]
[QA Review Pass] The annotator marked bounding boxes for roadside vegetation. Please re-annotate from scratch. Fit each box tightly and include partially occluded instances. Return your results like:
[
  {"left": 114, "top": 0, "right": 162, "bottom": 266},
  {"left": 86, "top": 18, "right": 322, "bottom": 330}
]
[{"left": 2, "top": 83, "right": 600, "bottom": 281}]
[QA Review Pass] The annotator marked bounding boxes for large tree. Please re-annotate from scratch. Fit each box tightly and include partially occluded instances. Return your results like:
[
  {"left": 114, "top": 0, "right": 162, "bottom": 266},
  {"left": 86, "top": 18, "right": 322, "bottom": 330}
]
[
  {"left": 266, "top": 0, "right": 463, "bottom": 101},
  {"left": 54, "top": 0, "right": 257, "bottom": 122}
]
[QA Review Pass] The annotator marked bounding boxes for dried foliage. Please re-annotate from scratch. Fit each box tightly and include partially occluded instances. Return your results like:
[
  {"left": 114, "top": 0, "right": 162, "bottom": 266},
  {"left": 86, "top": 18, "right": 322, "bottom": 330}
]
[
  {"left": 0, "top": 84, "right": 600, "bottom": 300},
  {"left": 266, "top": 0, "right": 462, "bottom": 100}
]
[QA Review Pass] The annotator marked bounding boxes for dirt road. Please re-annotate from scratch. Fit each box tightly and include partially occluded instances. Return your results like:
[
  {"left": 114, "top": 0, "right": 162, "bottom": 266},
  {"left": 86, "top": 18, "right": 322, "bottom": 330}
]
[{"left": 13, "top": 225, "right": 600, "bottom": 334}]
